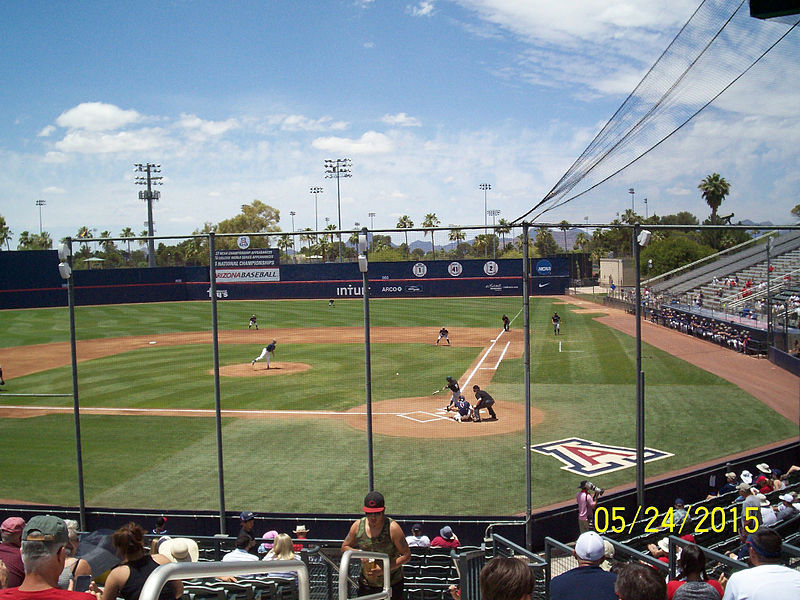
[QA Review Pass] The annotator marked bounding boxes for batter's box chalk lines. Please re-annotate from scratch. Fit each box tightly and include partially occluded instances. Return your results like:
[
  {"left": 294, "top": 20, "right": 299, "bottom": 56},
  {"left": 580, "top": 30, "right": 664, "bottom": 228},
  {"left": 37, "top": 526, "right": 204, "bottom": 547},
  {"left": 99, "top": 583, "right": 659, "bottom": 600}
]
[
  {"left": 398, "top": 411, "right": 450, "bottom": 423},
  {"left": 558, "top": 340, "right": 584, "bottom": 353}
]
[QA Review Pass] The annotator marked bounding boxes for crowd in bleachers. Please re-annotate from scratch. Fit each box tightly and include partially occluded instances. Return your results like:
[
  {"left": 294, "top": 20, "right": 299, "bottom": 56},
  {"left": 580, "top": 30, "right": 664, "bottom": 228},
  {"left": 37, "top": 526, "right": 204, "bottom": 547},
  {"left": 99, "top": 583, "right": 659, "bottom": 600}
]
[{"left": 648, "top": 307, "right": 764, "bottom": 354}]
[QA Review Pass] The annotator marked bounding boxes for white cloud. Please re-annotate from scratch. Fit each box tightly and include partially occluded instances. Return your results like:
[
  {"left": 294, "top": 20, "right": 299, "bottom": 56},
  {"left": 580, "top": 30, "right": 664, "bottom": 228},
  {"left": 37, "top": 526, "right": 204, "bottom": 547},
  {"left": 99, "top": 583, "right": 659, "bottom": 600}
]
[
  {"left": 42, "top": 186, "right": 66, "bottom": 194},
  {"left": 55, "top": 102, "right": 143, "bottom": 131},
  {"left": 267, "top": 114, "right": 349, "bottom": 132},
  {"left": 312, "top": 131, "right": 394, "bottom": 154},
  {"left": 408, "top": 2, "right": 435, "bottom": 17},
  {"left": 176, "top": 114, "right": 239, "bottom": 137},
  {"left": 42, "top": 151, "right": 68, "bottom": 163},
  {"left": 381, "top": 113, "right": 422, "bottom": 127},
  {"left": 54, "top": 127, "right": 168, "bottom": 154},
  {"left": 38, "top": 125, "right": 55, "bottom": 137}
]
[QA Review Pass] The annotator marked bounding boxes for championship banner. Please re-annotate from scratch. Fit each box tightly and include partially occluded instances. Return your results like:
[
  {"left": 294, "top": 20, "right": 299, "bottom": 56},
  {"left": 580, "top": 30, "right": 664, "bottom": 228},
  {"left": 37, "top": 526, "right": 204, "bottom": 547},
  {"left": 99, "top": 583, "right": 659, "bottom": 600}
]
[{"left": 214, "top": 247, "right": 280, "bottom": 283}]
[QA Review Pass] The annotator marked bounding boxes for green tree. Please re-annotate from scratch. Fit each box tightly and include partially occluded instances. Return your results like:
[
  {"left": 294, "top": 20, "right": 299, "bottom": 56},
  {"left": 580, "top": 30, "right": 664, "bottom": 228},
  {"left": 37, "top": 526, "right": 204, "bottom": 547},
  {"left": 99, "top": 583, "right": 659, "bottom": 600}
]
[
  {"left": 120, "top": 227, "right": 135, "bottom": 257},
  {"left": 534, "top": 227, "right": 559, "bottom": 256},
  {"left": 558, "top": 220, "right": 571, "bottom": 252},
  {"left": 640, "top": 235, "right": 715, "bottom": 276},
  {"left": 422, "top": 213, "right": 440, "bottom": 259},
  {"left": 76, "top": 226, "right": 94, "bottom": 251},
  {"left": 396, "top": 215, "right": 414, "bottom": 256},
  {"left": 698, "top": 173, "right": 730, "bottom": 221},
  {"left": 18, "top": 231, "right": 53, "bottom": 250},
  {"left": 214, "top": 200, "right": 281, "bottom": 249},
  {"left": 0, "top": 215, "right": 12, "bottom": 250},
  {"left": 496, "top": 218, "right": 511, "bottom": 252},
  {"left": 448, "top": 227, "right": 465, "bottom": 245},
  {"left": 277, "top": 234, "right": 292, "bottom": 259},
  {"left": 573, "top": 231, "right": 590, "bottom": 252}
]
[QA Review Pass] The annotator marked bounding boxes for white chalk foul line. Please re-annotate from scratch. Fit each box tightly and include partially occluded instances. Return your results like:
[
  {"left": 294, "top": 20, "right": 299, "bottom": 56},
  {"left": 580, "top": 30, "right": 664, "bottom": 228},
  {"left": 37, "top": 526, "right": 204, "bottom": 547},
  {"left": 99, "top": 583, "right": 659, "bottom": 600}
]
[{"left": 0, "top": 405, "right": 419, "bottom": 418}]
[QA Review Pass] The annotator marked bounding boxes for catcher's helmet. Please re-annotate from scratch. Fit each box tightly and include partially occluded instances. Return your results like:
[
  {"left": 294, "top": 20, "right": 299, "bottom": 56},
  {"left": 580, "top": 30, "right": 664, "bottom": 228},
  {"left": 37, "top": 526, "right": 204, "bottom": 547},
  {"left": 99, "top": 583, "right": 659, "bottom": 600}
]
[{"left": 446, "top": 376, "right": 453, "bottom": 381}]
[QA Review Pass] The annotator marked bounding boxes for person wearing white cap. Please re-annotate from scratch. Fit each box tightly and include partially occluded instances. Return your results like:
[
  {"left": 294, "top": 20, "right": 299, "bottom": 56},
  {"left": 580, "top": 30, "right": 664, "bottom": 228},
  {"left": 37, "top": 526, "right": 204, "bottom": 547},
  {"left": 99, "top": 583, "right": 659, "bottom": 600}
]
[
  {"left": 776, "top": 493, "right": 799, "bottom": 522},
  {"left": 549, "top": 531, "right": 616, "bottom": 600},
  {"left": 757, "top": 494, "right": 778, "bottom": 526}
]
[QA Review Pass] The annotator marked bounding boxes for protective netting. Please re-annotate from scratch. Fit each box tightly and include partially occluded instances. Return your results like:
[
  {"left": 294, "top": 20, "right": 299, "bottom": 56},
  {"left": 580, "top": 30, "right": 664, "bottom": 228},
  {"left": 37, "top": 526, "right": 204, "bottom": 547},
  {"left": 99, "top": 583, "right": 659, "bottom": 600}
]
[{"left": 515, "top": 0, "right": 800, "bottom": 223}]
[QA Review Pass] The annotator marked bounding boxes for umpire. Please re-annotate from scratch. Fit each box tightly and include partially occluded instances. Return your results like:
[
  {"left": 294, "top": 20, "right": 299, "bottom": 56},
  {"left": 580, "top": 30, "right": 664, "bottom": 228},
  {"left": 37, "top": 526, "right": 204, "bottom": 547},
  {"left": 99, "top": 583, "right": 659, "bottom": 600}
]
[{"left": 472, "top": 385, "right": 497, "bottom": 421}]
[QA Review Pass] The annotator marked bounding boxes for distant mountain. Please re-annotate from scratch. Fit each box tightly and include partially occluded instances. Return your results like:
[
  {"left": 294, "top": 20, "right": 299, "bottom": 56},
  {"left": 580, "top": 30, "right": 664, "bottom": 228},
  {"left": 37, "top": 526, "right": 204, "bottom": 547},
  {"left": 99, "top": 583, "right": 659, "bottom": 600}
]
[{"left": 739, "top": 219, "right": 774, "bottom": 227}]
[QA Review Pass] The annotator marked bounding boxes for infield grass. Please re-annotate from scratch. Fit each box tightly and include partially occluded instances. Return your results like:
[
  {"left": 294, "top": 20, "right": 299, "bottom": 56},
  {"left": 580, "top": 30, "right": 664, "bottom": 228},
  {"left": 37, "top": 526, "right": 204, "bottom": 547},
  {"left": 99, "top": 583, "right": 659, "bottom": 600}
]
[{"left": 0, "top": 296, "right": 796, "bottom": 515}]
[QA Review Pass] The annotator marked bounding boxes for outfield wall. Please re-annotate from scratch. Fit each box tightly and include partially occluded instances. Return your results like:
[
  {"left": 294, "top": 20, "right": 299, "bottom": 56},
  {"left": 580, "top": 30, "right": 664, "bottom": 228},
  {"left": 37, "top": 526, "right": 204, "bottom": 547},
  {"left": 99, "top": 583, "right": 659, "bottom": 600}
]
[{"left": 0, "top": 252, "right": 569, "bottom": 309}]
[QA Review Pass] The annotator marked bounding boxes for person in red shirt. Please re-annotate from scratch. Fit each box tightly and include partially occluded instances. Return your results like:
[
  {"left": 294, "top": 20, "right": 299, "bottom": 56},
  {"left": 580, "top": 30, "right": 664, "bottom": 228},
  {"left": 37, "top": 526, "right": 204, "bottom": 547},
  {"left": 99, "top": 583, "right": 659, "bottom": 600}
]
[
  {"left": 0, "top": 518, "right": 25, "bottom": 589},
  {"left": 0, "top": 515, "right": 99, "bottom": 600},
  {"left": 666, "top": 544, "right": 725, "bottom": 600},
  {"left": 430, "top": 526, "right": 460, "bottom": 549}
]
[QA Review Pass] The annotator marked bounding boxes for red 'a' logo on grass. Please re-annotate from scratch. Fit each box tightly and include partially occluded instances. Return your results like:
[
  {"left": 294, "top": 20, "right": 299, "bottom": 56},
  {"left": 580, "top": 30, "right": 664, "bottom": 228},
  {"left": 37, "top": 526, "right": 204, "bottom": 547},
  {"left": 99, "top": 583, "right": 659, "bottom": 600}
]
[{"left": 530, "top": 438, "right": 673, "bottom": 476}]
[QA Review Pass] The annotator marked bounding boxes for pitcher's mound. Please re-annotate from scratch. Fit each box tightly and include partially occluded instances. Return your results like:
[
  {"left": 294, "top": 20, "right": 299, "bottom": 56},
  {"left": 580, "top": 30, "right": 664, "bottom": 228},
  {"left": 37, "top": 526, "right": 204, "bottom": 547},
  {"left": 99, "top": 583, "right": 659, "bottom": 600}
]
[{"left": 215, "top": 362, "right": 311, "bottom": 377}]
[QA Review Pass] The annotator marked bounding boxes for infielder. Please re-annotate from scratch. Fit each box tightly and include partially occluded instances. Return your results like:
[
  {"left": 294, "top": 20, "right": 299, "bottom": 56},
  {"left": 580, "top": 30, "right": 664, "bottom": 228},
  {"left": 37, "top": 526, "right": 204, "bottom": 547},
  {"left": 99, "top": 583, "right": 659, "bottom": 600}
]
[
  {"left": 552, "top": 312, "right": 561, "bottom": 335},
  {"left": 0, "top": 363, "right": 4, "bottom": 385},
  {"left": 249, "top": 315, "right": 258, "bottom": 329},
  {"left": 441, "top": 376, "right": 460, "bottom": 410},
  {"left": 436, "top": 327, "right": 450, "bottom": 346},
  {"left": 251, "top": 339, "right": 277, "bottom": 369},
  {"left": 502, "top": 314, "right": 510, "bottom": 331},
  {"left": 472, "top": 385, "right": 497, "bottom": 421}
]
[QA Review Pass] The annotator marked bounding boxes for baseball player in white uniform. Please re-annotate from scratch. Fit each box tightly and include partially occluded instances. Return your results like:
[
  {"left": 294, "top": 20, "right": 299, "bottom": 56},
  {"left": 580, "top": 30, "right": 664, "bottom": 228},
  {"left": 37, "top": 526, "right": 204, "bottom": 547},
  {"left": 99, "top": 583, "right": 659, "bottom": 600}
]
[{"left": 251, "top": 339, "right": 277, "bottom": 369}]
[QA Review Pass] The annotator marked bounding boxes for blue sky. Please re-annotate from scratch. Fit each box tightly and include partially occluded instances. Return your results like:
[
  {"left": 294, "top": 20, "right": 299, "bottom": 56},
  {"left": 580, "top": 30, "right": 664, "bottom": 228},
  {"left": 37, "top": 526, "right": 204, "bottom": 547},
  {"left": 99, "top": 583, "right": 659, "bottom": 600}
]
[{"left": 1, "top": 1, "right": 798, "bottom": 247}]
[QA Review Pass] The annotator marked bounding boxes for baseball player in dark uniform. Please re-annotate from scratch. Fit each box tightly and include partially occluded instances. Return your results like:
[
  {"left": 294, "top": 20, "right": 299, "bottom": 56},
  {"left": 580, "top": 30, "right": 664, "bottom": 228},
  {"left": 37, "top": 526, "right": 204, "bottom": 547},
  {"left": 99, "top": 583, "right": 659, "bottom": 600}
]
[
  {"left": 248, "top": 315, "right": 258, "bottom": 329},
  {"left": 502, "top": 314, "right": 510, "bottom": 331},
  {"left": 0, "top": 363, "right": 4, "bottom": 385},
  {"left": 452, "top": 395, "right": 473, "bottom": 422},
  {"left": 436, "top": 327, "right": 450, "bottom": 345},
  {"left": 472, "top": 385, "right": 497, "bottom": 421},
  {"left": 251, "top": 339, "right": 277, "bottom": 369},
  {"left": 552, "top": 312, "right": 561, "bottom": 335},
  {"left": 441, "top": 376, "right": 460, "bottom": 410}
]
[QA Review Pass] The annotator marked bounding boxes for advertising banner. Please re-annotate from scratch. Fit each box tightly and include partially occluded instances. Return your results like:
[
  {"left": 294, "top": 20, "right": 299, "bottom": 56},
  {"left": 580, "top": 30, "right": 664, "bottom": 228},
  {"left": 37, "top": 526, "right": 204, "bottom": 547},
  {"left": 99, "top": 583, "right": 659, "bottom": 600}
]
[{"left": 213, "top": 248, "right": 280, "bottom": 283}]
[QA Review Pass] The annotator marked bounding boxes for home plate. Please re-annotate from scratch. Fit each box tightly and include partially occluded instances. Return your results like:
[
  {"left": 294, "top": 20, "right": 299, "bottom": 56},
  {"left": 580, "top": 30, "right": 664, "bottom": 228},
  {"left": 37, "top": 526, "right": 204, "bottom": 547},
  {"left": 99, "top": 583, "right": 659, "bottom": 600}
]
[{"left": 149, "top": 341, "right": 157, "bottom": 345}]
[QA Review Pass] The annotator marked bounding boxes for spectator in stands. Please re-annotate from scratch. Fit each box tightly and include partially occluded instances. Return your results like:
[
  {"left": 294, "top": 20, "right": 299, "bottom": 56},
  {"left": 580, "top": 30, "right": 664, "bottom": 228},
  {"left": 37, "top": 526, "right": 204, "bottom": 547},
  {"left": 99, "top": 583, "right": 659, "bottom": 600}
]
[
  {"left": 672, "top": 499, "right": 687, "bottom": 525},
  {"left": 262, "top": 534, "right": 298, "bottom": 562},
  {"left": 341, "top": 491, "right": 411, "bottom": 600},
  {"left": 158, "top": 538, "right": 199, "bottom": 564},
  {"left": 646, "top": 538, "right": 671, "bottom": 565},
  {"left": 222, "top": 534, "right": 259, "bottom": 562},
  {"left": 238, "top": 512, "right": 257, "bottom": 556},
  {"left": 151, "top": 517, "right": 168, "bottom": 537},
  {"left": 576, "top": 481, "right": 598, "bottom": 534},
  {"left": 405, "top": 524, "right": 430, "bottom": 548},
  {"left": 718, "top": 472, "right": 739, "bottom": 496},
  {"left": 479, "top": 557, "right": 535, "bottom": 600},
  {"left": 549, "top": 531, "right": 616, "bottom": 600},
  {"left": 101, "top": 522, "right": 181, "bottom": 600},
  {"left": 257, "top": 531, "right": 278, "bottom": 556},
  {"left": 775, "top": 493, "right": 798, "bottom": 522},
  {"left": 57, "top": 520, "right": 91, "bottom": 591},
  {"left": 722, "top": 527, "right": 800, "bottom": 599},
  {"left": 292, "top": 525, "right": 309, "bottom": 552},
  {"left": 430, "top": 526, "right": 460, "bottom": 549},
  {"left": 757, "top": 495, "right": 778, "bottom": 526},
  {"left": 738, "top": 485, "right": 763, "bottom": 530},
  {"left": 0, "top": 518, "right": 25, "bottom": 589},
  {"left": 615, "top": 561, "right": 667, "bottom": 600},
  {"left": 0, "top": 516, "right": 98, "bottom": 600},
  {"left": 667, "top": 544, "right": 725, "bottom": 600},
  {"left": 0, "top": 559, "right": 7, "bottom": 588}
]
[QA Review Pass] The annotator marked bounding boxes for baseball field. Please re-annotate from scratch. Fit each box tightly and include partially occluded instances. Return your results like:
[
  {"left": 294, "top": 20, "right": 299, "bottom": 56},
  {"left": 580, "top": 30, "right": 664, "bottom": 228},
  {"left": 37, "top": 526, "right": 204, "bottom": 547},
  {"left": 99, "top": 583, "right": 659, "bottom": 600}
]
[{"left": 0, "top": 295, "right": 796, "bottom": 516}]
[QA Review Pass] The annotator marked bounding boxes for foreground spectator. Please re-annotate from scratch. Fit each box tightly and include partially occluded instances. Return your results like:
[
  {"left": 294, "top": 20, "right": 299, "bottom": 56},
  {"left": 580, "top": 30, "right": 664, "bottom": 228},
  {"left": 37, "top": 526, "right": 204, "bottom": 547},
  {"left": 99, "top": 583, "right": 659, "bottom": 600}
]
[
  {"left": 667, "top": 544, "right": 724, "bottom": 600},
  {"left": 722, "top": 527, "right": 800, "bottom": 600},
  {"left": 615, "top": 562, "right": 667, "bottom": 600},
  {"left": 101, "top": 522, "right": 181, "bottom": 600},
  {"left": 57, "top": 520, "right": 91, "bottom": 591},
  {"left": 292, "top": 525, "right": 309, "bottom": 552},
  {"left": 0, "top": 515, "right": 97, "bottom": 600},
  {"left": 262, "top": 534, "right": 297, "bottom": 562},
  {"left": 238, "top": 512, "right": 257, "bottom": 556},
  {"left": 0, "top": 519, "right": 25, "bottom": 589},
  {"left": 430, "top": 526, "right": 460, "bottom": 549},
  {"left": 158, "top": 538, "right": 198, "bottom": 564},
  {"left": 480, "top": 557, "right": 535, "bottom": 600},
  {"left": 775, "top": 493, "right": 798, "bottom": 521},
  {"left": 257, "top": 531, "right": 278, "bottom": 556},
  {"left": 405, "top": 524, "right": 430, "bottom": 548},
  {"left": 549, "top": 531, "right": 616, "bottom": 600},
  {"left": 222, "top": 534, "right": 258, "bottom": 562},
  {"left": 342, "top": 491, "right": 411, "bottom": 600},
  {"left": 718, "top": 472, "right": 738, "bottom": 496}
]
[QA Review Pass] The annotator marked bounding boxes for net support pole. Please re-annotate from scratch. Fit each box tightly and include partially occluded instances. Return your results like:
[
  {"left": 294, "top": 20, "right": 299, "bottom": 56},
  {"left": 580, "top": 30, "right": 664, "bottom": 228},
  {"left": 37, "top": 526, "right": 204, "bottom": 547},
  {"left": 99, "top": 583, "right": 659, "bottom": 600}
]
[
  {"left": 634, "top": 224, "right": 645, "bottom": 508},
  {"left": 208, "top": 233, "right": 226, "bottom": 534},
  {"left": 362, "top": 245, "right": 375, "bottom": 492},
  {"left": 522, "top": 223, "right": 533, "bottom": 549}
]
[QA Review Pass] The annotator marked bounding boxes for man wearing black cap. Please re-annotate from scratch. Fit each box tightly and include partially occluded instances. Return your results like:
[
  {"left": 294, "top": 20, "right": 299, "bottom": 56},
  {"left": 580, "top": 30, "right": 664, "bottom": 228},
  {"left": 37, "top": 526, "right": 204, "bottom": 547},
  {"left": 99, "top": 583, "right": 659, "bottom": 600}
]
[
  {"left": 405, "top": 524, "right": 430, "bottom": 548},
  {"left": 0, "top": 515, "right": 98, "bottom": 600},
  {"left": 342, "top": 491, "right": 411, "bottom": 600},
  {"left": 722, "top": 527, "right": 800, "bottom": 600},
  {"left": 238, "top": 512, "right": 258, "bottom": 555}
]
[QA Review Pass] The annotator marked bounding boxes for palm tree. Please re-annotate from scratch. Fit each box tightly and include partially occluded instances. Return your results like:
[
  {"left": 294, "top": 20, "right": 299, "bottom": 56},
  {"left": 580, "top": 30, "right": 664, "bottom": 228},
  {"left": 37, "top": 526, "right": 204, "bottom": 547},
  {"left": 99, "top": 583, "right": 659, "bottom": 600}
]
[
  {"left": 698, "top": 173, "right": 731, "bottom": 221},
  {"left": 16, "top": 231, "right": 31, "bottom": 250},
  {"left": 449, "top": 227, "right": 465, "bottom": 245},
  {"left": 496, "top": 218, "right": 511, "bottom": 251},
  {"left": 277, "top": 234, "right": 292, "bottom": 259},
  {"left": 573, "top": 232, "right": 590, "bottom": 253},
  {"left": 422, "top": 213, "right": 440, "bottom": 259},
  {"left": 300, "top": 228, "right": 315, "bottom": 249},
  {"left": 120, "top": 227, "right": 135, "bottom": 256},
  {"left": 76, "top": 226, "right": 94, "bottom": 252},
  {"left": 99, "top": 230, "right": 115, "bottom": 253},
  {"left": 0, "top": 215, "right": 12, "bottom": 250},
  {"left": 558, "top": 220, "right": 570, "bottom": 252},
  {"left": 396, "top": 215, "right": 414, "bottom": 256}
]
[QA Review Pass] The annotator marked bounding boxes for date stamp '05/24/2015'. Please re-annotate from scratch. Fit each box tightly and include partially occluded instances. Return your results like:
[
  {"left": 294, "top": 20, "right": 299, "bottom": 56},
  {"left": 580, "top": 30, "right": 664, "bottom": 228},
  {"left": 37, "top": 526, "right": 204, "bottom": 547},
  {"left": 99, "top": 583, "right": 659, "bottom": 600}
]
[{"left": 593, "top": 505, "right": 761, "bottom": 536}]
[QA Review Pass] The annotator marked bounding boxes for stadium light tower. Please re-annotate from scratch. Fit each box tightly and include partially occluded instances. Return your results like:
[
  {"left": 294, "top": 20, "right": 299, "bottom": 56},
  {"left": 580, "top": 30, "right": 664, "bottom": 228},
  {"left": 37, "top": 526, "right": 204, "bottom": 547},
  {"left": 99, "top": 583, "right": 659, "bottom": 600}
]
[
  {"left": 479, "top": 183, "right": 491, "bottom": 257},
  {"left": 368, "top": 212, "right": 376, "bottom": 250},
  {"left": 134, "top": 163, "right": 163, "bottom": 268},
  {"left": 324, "top": 158, "right": 352, "bottom": 263},
  {"left": 36, "top": 199, "right": 46, "bottom": 235},
  {"left": 309, "top": 186, "right": 323, "bottom": 239},
  {"left": 487, "top": 209, "right": 501, "bottom": 259}
]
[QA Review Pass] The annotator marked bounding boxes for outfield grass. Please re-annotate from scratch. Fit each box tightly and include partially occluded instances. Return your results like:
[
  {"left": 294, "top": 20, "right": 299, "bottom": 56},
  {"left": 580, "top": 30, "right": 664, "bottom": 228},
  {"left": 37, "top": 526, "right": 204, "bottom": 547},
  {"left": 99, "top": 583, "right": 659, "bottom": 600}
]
[{"left": 0, "top": 296, "right": 795, "bottom": 515}]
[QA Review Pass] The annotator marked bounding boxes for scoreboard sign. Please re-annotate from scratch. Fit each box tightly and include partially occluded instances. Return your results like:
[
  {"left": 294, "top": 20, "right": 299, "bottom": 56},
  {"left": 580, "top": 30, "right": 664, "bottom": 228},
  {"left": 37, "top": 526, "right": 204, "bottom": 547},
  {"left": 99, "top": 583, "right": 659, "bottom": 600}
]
[{"left": 214, "top": 248, "right": 280, "bottom": 283}]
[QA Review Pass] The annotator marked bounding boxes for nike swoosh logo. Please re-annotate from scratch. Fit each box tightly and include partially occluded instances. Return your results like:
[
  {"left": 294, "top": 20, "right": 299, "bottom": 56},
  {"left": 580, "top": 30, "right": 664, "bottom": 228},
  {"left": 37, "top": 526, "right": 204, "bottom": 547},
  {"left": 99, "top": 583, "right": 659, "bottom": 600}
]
[{"left": 538, "top": 282, "right": 550, "bottom": 288}]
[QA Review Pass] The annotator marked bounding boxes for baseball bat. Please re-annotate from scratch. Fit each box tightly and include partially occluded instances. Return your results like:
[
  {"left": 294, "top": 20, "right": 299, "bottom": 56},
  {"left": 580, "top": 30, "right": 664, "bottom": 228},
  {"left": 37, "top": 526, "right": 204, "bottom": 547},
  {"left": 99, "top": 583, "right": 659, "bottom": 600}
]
[{"left": 432, "top": 389, "right": 441, "bottom": 395}]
